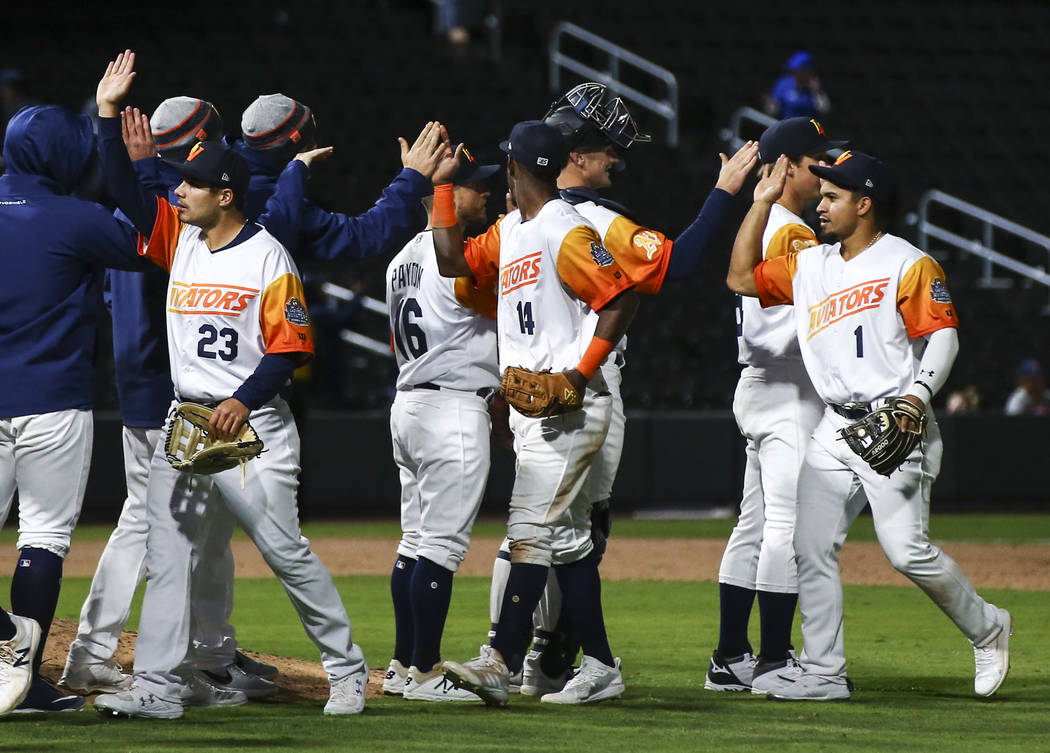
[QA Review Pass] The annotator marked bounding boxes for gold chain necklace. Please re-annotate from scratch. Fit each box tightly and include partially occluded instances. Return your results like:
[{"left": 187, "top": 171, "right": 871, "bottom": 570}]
[{"left": 863, "top": 231, "right": 883, "bottom": 251}]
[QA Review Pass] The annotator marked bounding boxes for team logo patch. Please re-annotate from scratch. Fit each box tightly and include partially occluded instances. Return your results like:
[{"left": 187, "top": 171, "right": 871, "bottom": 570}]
[
  {"left": 633, "top": 230, "right": 661, "bottom": 260},
  {"left": 590, "top": 241, "right": 615, "bottom": 267},
  {"left": 284, "top": 297, "right": 311, "bottom": 326},
  {"left": 930, "top": 277, "right": 952, "bottom": 304}
]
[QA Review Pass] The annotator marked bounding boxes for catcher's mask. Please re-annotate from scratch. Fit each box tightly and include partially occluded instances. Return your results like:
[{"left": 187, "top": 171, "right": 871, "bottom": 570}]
[{"left": 544, "top": 82, "right": 652, "bottom": 153}]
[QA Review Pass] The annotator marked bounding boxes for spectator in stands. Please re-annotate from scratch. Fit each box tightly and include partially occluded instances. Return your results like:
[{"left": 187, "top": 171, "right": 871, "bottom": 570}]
[
  {"left": 434, "top": 0, "right": 489, "bottom": 45},
  {"left": 1004, "top": 359, "right": 1050, "bottom": 416},
  {"left": 765, "top": 51, "right": 830, "bottom": 120},
  {"left": 946, "top": 385, "right": 980, "bottom": 414}
]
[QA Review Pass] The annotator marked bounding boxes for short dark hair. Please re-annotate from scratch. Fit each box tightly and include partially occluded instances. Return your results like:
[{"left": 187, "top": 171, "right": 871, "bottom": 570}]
[{"left": 851, "top": 189, "right": 894, "bottom": 231}]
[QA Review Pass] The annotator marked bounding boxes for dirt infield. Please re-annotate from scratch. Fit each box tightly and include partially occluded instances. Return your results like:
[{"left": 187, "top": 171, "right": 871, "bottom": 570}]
[{"left": 61, "top": 536, "right": 1050, "bottom": 590}]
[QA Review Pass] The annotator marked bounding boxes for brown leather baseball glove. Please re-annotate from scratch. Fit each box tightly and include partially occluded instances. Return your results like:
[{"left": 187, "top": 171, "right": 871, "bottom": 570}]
[{"left": 500, "top": 366, "right": 583, "bottom": 418}]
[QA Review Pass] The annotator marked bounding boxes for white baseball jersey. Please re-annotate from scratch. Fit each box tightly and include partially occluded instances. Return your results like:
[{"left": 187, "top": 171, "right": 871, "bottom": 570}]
[
  {"left": 755, "top": 233, "right": 958, "bottom": 405},
  {"left": 386, "top": 231, "right": 498, "bottom": 391},
  {"left": 463, "top": 199, "right": 632, "bottom": 373},
  {"left": 737, "top": 203, "right": 818, "bottom": 367},
  {"left": 139, "top": 199, "right": 314, "bottom": 402}
]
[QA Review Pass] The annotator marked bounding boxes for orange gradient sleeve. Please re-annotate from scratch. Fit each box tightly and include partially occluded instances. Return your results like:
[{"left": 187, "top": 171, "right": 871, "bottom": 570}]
[
  {"left": 555, "top": 225, "right": 633, "bottom": 310},
  {"left": 897, "top": 256, "right": 959, "bottom": 338},
  {"left": 602, "top": 215, "right": 673, "bottom": 295},
  {"left": 462, "top": 220, "right": 503, "bottom": 289},
  {"left": 754, "top": 254, "right": 799, "bottom": 307},
  {"left": 454, "top": 276, "right": 498, "bottom": 319},
  {"left": 766, "top": 223, "right": 818, "bottom": 260},
  {"left": 259, "top": 272, "right": 315, "bottom": 363},
  {"left": 138, "top": 197, "right": 182, "bottom": 271}
]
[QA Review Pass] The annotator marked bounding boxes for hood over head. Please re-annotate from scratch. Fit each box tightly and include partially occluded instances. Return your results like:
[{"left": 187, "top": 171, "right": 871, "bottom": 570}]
[{"left": 2, "top": 105, "right": 96, "bottom": 193}]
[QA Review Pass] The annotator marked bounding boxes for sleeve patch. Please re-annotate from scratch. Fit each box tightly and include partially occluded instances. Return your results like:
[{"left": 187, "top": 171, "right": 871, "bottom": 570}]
[
  {"left": 792, "top": 238, "right": 818, "bottom": 252},
  {"left": 632, "top": 230, "right": 661, "bottom": 259},
  {"left": 930, "top": 277, "right": 952, "bottom": 304},
  {"left": 284, "top": 296, "right": 311, "bottom": 326},
  {"left": 590, "top": 241, "right": 615, "bottom": 267}
]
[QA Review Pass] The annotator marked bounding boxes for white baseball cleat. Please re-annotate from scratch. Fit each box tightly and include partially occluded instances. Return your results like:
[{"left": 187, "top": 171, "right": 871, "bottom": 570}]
[
  {"left": 973, "top": 607, "right": 1013, "bottom": 697},
  {"left": 195, "top": 664, "right": 277, "bottom": 700},
  {"left": 60, "top": 657, "right": 133, "bottom": 694},
  {"left": 0, "top": 614, "right": 41, "bottom": 716},
  {"left": 403, "top": 664, "right": 481, "bottom": 702},
  {"left": 442, "top": 645, "right": 510, "bottom": 707},
  {"left": 703, "top": 649, "right": 757, "bottom": 692},
  {"left": 382, "top": 658, "right": 408, "bottom": 696},
  {"left": 520, "top": 648, "right": 569, "bottom": 697},
  {"left": 94, "top": 684, "right": 183, "bottom": 719},
  {"left": 750, "top": 655, "right": 802, "bottom": 695},
  {"left": 766, "top": 671, "right": 851, "bottom": 701},
  {"left": 324, "top": 670, "right": 366, "bottom": 715},
  {"left": 540, "top": 656, "right": 624, "bottom": 705}
]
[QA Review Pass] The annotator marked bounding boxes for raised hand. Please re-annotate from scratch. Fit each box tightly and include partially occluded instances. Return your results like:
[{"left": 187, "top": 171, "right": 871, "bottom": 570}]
[
  {"left": 431, "top": 137, "right": 464, "bottom": 185},
  {"left": 294, "top": 146, "right": 335, "bottom": 169},
  {"left": 121, "top": 106, "right": 157, "bottom": 161},
  {"left": 97, "top": 49, "right": 137, "bottom": 118},
  {"left": 399, "top": 122, "right": 450, "bottom": 179},
  {"left": 714, "top": 141, "right": 760, "bottom": 196},
  {"left": 753, "top": 155, "right": 789, "bottom": 205}
]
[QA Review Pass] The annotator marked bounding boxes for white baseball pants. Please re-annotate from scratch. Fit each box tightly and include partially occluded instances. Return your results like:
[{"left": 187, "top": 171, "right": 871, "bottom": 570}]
[
  {"left": 133, "top": 399, "right": 365, "bottom": 701},
  {"left": 794, "top": 409, "right": 1000, "bottom": 678},
  {"left": 0, "top": 409, "right": 92, "bottom": 558},
  {"left": 719, "top": 365, "right": 823, "bottom": 593},
  {"left": 392, "top": 388, "right": 491, "bottom": 571}
]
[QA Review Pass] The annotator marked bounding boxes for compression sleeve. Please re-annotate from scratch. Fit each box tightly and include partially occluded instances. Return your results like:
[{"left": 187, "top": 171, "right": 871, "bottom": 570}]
[
  {"left": 903, "top": 327, "right": 959, "bottom": 403},
  {"left": 665, "top": 188, "right": 734, "bottom": 280},
  {"left": 231, "top": 352, "right": 301, "bottom": 411}
]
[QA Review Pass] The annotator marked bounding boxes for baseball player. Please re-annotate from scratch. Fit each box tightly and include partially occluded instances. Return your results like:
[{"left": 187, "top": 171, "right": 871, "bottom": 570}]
[
  {"left": 90, "top": 50, "right": 368, "bottom": 718},
  {"left": 487, "top": 83, "right": 760, "bottom": 696},
  {"left": 727, "top": 151, "right": 1012, "bottom": 700},
  {"left": 706, "top": 117, "right": 846, "bottom": 694},
  {"left": 433, "top": 120, "right": 639, "bottom": 707},
  {"left": 0, "top": 104, "right": 151, "bottom": 712},
  {"left": 381, "top": 151, "right": 501, "bottom": 703}
]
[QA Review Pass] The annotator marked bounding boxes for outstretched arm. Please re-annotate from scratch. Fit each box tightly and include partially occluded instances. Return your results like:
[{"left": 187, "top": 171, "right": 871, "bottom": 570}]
[
  {"left": 666, "top": 141, "right": 760, "bottom": 280},
  {"left": 430, "top": 140, "right": 473, "bottom": 277},
  {"left": 95, "top": 51, "right": 159, "bottom": 236},
  {"left": 727, "top": 156, "right": 788, "bottom": 296}
]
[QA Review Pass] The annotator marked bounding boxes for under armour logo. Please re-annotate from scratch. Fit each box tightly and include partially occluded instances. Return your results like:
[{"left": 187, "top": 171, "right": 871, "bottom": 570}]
[
  {"left": 140, "top": 693, "right": 157, "bottom": 707},
  {"left": 921, "top": 369, "right": 936, "bottom": 377}
]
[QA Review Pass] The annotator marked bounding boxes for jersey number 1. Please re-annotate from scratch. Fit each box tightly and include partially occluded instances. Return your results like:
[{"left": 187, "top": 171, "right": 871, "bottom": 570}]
[{"left": 854, "top": 325, "right": 864, "bottom": 358}]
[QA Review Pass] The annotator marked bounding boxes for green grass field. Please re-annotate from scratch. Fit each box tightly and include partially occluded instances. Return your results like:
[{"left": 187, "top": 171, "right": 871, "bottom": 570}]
[{"left": 0, "top": 515, "right": 1047, "bottom": 753}]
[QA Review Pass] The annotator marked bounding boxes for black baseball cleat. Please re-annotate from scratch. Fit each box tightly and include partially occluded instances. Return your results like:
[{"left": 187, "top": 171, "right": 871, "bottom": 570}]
[
  {"left": 703, "top": 649, "right": 757, "bottom": 692},
  {"left": 13, "top": 676, "right": 85, "bottom": 713}
]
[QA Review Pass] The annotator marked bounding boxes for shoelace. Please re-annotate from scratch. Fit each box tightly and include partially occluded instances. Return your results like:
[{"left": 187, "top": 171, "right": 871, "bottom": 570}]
[{"left": 0, "top": 642, "right": 16, "bottom": 665}]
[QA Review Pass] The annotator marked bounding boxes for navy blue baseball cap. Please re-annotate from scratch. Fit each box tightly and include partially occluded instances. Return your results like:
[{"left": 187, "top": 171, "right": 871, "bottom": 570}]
[
  {"left": 759, "top": 116, "right": 847, "bottom": 164},
  {"left": 176, "top": 141, "right": 250, "bottom": 202},
  {"left": 499, "top": 120, "right": 568, "bottom": 180},
  {"left": 809, "top": 150, "right": 894, "bottom": 203}
]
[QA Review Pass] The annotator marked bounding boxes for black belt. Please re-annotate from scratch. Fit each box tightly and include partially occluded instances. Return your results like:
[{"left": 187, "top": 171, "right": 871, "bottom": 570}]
[
  {"left": 828, "top": 403, "right": 871, "bottom": 420},
  {"left": 413, "top": 382, "right": 495, "bottom": 399}
]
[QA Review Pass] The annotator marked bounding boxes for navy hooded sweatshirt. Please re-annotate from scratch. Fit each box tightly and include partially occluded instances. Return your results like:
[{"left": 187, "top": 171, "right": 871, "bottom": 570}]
[{"left": 0, "top": 106, "right": 146, "bottom": 418}]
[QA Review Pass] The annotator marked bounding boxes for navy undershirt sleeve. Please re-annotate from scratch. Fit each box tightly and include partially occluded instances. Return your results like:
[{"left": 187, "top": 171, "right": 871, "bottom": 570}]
[
  {"left": 231, "top": 352, "right": 301, "bottom": 411},
  {"left": 665, "top": 188, "right": 733, "bottom": 281},
  {"left": 97, "top": 116, "right": 159, "bottom": 236}
]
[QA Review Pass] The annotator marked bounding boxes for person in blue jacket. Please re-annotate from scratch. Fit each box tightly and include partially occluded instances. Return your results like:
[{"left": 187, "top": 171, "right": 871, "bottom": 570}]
[{"left": 0, "top": 104, "right": 151, "bottom": 712}]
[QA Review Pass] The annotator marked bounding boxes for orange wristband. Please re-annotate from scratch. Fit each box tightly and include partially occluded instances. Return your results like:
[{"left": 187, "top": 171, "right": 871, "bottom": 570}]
[
  {"left": 431, "top": 183, "right": 457, "bottom": 229},
  {"left": 576, "top": 337, "right": 614, "bottom": 380}
]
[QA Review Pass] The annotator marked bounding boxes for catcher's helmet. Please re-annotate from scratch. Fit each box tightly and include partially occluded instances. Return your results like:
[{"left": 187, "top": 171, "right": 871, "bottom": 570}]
[{"left": 543, "top": 83, "right": 651, "bottom": 151}]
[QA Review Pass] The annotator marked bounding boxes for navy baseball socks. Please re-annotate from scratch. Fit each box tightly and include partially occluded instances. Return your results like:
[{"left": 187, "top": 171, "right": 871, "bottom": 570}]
[
  {"left": 554, "top": 552, "right": 614, "bottom": 668},
  {"left": 0, "top": 610, "right": 15, "bottom": 641},
  {"left": 490, "top": 563, "right": 549, "bottom": 674},
  {"left": 716, "top": 583, "right": 756, "bottom": 657},
  {"left": 389, "top": 555, "right": 417, "bottom": 667},
  {"left": 10, "top": 547, "right": 83, "bottom": 712},
  {"left": 409, "top": 557, "right": 455, "bottom": 671},
  {"left": 757, "top": 590, "right": 798, "bottom": 662}
]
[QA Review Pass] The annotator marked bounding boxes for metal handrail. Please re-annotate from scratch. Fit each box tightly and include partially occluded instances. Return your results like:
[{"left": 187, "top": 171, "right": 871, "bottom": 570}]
[
  {"left": 720, "top": 106, "right": 776, "bottom": 149},
  {"left": 917, "top": 190, "right": 1050, "bottom": 313},
  {"left": 320, "top": 282, "right": 394, "bottom": 359},
  {"left": 549, "top": 22, "right": 679, "bottom": 147}
]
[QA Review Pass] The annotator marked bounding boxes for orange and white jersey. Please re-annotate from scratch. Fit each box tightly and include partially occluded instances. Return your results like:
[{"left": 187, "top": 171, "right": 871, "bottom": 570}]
[
  {"left": 754, "top": 233, "right": 958, "bottom": 405},
  {"left": 463, "top": 199, "right": 632, "bottom": 374},
  {"left": 572, "top": 200, "right": 672, "bottom": 296},
  {"left": 737, "top": 202, "right": 818, "bottom": 367},
  {"left": 386, "top": 231, "right": 498, "bottom": 392},
  {"left": 139, "top": 198, "right": 314, "bottom": 403}
]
